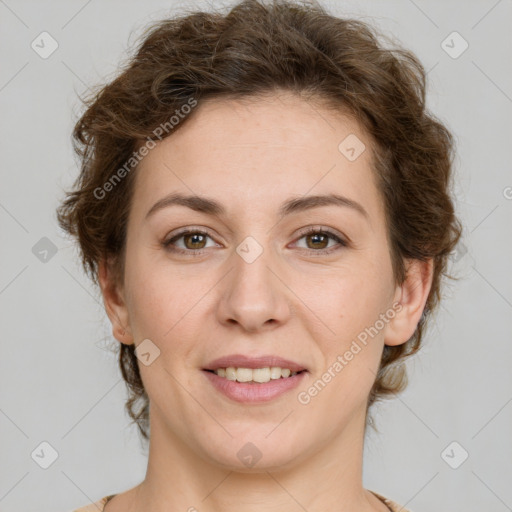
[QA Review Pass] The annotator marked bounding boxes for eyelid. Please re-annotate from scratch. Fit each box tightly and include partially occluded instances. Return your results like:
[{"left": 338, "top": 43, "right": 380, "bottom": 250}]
[
  {"left": 162, "top": 225, "right": 349, "bottom": 254},
  {"left": 163, "top": 227, "right": 218, "bottom": 247},
  {"left": 291, "top": 225, "right": 348, "bottom": 252},
  {"left": 294, "top": 225, "right": 348, "bottom": 243}
]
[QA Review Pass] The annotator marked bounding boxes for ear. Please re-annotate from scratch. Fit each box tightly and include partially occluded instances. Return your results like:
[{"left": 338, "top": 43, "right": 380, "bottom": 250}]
[
  {"left": 385, "top": 258, "right": 434, "bottom": 347},
  {"left": 98, "top": 257, "right": 134, "bottom": 345}
]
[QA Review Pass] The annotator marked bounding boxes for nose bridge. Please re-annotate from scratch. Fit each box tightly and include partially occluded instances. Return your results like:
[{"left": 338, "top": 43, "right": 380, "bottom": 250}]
[{"left": 217, "top": 232, "right": 290, "bottom": 330}]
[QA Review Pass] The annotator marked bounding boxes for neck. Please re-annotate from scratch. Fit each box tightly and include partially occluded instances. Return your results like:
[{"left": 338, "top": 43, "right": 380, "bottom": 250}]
[{"left": 131, "top": 403, "right": 386, "bottom": 512}]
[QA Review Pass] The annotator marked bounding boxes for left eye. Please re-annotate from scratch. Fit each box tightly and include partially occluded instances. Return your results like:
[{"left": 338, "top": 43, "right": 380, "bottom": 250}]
[{"left": 294, "top": 229, "right": 347, "bottom": 252}]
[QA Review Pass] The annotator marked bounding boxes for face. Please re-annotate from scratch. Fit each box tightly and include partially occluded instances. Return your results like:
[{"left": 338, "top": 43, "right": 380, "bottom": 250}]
[{"left": 102, "top": 91, "right": 426, "bottom": 471}]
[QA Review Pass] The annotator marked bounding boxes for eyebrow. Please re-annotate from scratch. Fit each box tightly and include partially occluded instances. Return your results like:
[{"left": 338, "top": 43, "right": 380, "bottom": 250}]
[{"left": 145, "top": 192, "right": 369, "bottom": 221}]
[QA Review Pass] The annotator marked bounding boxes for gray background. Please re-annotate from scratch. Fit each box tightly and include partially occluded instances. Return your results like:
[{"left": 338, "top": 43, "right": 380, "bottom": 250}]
[{"left": 0, "top": 0, "right": 511, "bottom": 511}]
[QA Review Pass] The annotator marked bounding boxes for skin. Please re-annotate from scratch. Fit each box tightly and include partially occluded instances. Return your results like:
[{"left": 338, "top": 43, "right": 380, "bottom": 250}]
[{"left": 99, "top": 91, "right": 433, "bottom": 512}]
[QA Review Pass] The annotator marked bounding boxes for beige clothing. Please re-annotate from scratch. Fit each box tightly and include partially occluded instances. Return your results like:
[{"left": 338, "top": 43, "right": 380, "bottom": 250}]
[{"left": 72, "top": 490, "right": 411, "bottom": 511}]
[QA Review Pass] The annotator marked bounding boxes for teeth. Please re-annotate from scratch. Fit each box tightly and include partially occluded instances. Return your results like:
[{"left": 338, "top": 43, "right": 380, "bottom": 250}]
[
  {"left": 236, "top": 368, "right": 253, "bottom": 382},
  {"left": 270, "top": 367, "right": 282, "bottom": 379},
  {"left": 213, "top": 366, "right": 299, "bottom": 383},
  {"left": 225, "top": 367, "right": 237, "bottom": 381}
]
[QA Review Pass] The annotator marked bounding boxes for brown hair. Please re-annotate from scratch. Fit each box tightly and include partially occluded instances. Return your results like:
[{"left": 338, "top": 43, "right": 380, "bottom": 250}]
[{"left": 56, "top": 0, "right": 462, "bottom": 442}]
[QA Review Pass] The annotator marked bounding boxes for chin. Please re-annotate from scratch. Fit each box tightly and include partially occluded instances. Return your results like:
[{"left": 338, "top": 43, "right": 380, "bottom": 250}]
[
  {"left": 208, "top": 449, "right": 303, "bottom": 473},
  {"left": 195, "top": 428, "right": 310, "bottom": 473}
]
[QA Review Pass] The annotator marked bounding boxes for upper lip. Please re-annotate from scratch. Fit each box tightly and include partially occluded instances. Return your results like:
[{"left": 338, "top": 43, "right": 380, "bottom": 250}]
[{"left": 203, "top": 354, "right": 308, "bottom": 372}]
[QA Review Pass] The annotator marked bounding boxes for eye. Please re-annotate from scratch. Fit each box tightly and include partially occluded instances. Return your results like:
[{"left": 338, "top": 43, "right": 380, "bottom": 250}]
[
  {"left": 162, "top": 229, "right": 218, "bottom": 255},
  {"left": 293, "top": 226, "right": 348, "bottom": 254},
  {"left": 162, "top": 226, "right": 348, "bottom": 256}
]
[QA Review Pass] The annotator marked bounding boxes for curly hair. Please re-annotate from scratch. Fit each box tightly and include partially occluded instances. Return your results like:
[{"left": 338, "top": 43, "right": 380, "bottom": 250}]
[{"left": 56, "top": 0, "right": 462, "bottom": 442}]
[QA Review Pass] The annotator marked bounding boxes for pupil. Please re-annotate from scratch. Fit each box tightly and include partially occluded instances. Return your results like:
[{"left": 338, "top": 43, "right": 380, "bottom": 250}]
[
  {"left": 309, "top": 233, "right": 327, "bottom": 249},
  {"left": 186, "top": 233, "right": 205, "bottom": 249}
]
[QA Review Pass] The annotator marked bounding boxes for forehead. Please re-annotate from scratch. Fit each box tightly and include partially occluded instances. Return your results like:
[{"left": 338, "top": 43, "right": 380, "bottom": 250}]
[{"left": 130, "top": 92, "right": 382, "bottom": 223}]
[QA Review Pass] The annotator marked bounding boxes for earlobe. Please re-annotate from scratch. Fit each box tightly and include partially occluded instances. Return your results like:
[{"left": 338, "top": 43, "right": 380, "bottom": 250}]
[
  {"left": 98, "top": 257, "right": 134, "bottom": 345},
  {"left": 385, "top": 258, "right": 434, "bottom": 347}
]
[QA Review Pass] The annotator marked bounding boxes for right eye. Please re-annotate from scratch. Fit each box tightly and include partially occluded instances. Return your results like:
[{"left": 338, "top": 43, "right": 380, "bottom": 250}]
[{"left": 162, "top": 229, "right": 219, "bottom": 255}]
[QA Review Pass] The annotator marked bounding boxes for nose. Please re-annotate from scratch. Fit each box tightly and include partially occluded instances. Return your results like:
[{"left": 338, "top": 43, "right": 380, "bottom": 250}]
[{"left": 216, "top": 243, "right": 292, "bottom": 333}]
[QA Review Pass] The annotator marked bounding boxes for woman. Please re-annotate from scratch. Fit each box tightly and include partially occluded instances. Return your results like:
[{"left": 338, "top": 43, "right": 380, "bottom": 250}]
[{"left": 57, "top": 1, "right": 462, "bottom": 510}]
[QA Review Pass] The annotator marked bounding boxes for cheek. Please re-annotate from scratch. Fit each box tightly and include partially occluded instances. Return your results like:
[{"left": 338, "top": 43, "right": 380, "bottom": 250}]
[
  {"left": 319, "top": 262, "right": 392, "bottom": 336},
  {"left": 304, "top": 274, "right": 390, "bottom": 410},
  {"left": 307, "top": 267, "right": 394, "bottom": 396},
  {"left": 124, "top": 250, "right": 193, "bottom": 339}
]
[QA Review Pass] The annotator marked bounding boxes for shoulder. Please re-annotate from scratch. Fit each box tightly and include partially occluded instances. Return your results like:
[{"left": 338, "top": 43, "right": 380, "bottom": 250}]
[
  {"left": 72, "top": 495, "right": 115, "bottom": 512},
  {"left": 369, "top": 489, "right": 413, "bottom": 512}
]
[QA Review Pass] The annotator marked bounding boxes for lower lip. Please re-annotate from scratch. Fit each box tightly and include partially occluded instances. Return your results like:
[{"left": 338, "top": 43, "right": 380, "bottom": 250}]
[{"left": 202, "top": 370, "right": 307, "bottom": 403}]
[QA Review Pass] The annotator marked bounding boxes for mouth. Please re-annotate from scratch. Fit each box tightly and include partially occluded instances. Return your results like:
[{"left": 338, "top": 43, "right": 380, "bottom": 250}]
[{"left": 202, "top": 355, "right": 309, "bottom": 403}]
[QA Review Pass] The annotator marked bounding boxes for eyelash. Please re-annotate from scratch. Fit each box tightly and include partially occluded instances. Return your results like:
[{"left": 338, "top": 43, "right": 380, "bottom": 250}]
[{"left": 162, "top": 226, "right": 347, "bottom": 256}]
